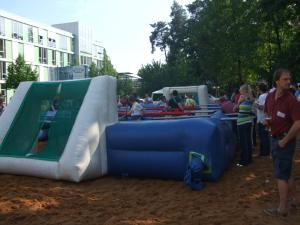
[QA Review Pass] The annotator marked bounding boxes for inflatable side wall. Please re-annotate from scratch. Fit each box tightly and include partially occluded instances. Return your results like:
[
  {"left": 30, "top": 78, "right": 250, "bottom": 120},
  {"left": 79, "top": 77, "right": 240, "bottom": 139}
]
[
  {"left": 59, "top": 75, "right": 117, "bottom": 181},
  {"left": 106, "top": 117, "right": 236, "bottom": 181},
  {"left": 0, "top": 82, "right": 33, "bottom": 143}
]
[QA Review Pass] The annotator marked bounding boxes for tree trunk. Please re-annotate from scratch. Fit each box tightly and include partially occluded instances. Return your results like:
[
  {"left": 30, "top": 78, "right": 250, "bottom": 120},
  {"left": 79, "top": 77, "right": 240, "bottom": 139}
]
[
  {"left": 272, "top": 15, "right": 282, "bottom": 53},
  {"left": 238, "top": 58, "right": 242, "bottom": 84}
]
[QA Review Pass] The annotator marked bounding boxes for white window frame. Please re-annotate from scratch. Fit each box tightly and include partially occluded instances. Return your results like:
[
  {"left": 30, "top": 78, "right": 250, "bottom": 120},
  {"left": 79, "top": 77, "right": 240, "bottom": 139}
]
[
  {"left": 0, "top": 17, "right": 5, "bottom": 36},
  {"left": 0, "top": 39, "right": 5, "bottom": 58},
  {"left": 28, "top": 26, "right": 33, "bottom": 43},
  {"left": 39, "top": 47, "right": 48, "bottom": 64},
  {"left": 52, "top": 50, "right": 56, "bottom": 65},
  {"left": 0, "top": 61, "right": 6, "bottom": 80},
  {"left": 12, "top": 21, "right": 23, "bottom": 40}
]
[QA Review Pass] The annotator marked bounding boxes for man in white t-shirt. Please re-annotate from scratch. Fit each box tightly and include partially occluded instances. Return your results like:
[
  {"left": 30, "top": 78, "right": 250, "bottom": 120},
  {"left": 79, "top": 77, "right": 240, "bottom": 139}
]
[
  {"left": 129, "top": 95, "right": 144, "bottom": 120},
  {"left": 255, "top": 83, "right": 270, "bottom": 156}
]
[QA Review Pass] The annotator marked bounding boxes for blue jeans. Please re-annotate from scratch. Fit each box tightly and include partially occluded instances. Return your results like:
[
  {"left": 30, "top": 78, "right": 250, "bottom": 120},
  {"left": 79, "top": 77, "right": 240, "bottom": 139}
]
[
  {"left": 238, "top": 123, "right": 253, "bottom": 165},
  {"left": 258, "top": 123, "right": 270, "bottom": 156}
]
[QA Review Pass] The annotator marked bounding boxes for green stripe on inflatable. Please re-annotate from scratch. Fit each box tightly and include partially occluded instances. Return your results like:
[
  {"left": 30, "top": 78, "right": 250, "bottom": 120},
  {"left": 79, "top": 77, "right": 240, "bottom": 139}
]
[{"left": 0, "top": 79, "right": 91, "bottom": 161}]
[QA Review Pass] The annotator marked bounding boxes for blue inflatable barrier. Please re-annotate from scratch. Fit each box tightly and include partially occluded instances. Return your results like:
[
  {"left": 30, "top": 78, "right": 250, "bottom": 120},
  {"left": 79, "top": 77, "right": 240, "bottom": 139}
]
[{"left": 106, "top": 116, "right": 236, "bottom": 182}]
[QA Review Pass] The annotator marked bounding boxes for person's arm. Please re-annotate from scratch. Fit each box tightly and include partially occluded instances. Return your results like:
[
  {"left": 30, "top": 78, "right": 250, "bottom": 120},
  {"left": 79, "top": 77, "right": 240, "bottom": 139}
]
[
  {"left": 51, "top": 104, "right": 56, "bottom": 112},
  {"left": 278, "top": 100, "right": 300, "bottom": 148},
  {"left": 127, "top": 103, "right": 134, "bottom": 116},
  {"left": 278, "top": 120, "right": 300, "bottom": 148},
  {"left": 178, "top": 102, "right": 184, "bottom": 111},
  {"left": 262, "top": 94, "right": 270, "bottom": 126},
  {"left": 233, "top": 95, "right": 244, "bottom": 112},
  {"left": 256, "top": 94, "right": 266, "bottom": 110}
]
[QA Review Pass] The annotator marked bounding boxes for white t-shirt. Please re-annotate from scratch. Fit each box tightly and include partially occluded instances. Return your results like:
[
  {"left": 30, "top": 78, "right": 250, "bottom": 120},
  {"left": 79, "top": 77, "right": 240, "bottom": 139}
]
[
  {"left": 256, "top": 93, "right": 268, "bottom": 123},
  {"left": 130, "top": 102, "right": 143, "bottom": 116}
]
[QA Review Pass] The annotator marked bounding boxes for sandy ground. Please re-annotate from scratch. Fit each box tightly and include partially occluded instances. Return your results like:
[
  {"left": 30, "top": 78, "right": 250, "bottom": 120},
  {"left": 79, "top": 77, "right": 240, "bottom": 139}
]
[{"left": 0, "top": 140, "right": 299, "bottom": 225}]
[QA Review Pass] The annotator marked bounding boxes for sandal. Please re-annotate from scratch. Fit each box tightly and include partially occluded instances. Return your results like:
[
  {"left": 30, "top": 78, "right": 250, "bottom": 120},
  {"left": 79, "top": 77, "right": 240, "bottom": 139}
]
[{"left": 263, "top": 208, "right": 288, "bottom": 217}]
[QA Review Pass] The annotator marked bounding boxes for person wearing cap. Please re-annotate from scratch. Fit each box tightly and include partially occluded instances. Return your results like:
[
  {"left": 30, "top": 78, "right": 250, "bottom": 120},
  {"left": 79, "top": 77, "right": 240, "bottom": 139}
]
[{"left": 264, "top": 68, "right": 300, "bottom": 217}]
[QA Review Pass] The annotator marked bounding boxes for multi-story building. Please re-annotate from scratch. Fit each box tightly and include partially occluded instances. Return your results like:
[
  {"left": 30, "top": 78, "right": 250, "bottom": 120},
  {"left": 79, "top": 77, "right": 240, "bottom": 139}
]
[
  {"left": 0, "top": 9, "right": 105, "bottom": 97},
  {"left": 52, "top": 22, "right": 104, "bottom": 68}
]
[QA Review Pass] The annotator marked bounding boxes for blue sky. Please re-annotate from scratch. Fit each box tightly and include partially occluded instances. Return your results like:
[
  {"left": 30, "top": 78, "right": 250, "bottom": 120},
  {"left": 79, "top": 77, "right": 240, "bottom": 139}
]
[{"left": 1, "top": 0, "right": 193, "bottom": 74}]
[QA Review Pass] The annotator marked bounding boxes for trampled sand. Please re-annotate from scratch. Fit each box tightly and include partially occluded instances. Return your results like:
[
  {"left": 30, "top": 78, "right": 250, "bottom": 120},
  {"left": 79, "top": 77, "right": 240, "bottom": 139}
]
[{"left": 0, "top": 140, "right": 299, "bottom": 225}]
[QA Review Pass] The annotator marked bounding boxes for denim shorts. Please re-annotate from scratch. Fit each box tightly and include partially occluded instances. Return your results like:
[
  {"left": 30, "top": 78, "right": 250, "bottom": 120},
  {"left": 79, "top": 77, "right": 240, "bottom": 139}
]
[{"left": 271, "top": 137, "right": 296, "bottom": 180}]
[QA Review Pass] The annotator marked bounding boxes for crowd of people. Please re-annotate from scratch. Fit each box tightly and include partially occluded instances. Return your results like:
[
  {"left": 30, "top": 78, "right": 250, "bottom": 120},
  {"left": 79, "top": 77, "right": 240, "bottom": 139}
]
[
  {"left": 225, "top": 69, "right": 300, "bottom": 218},
  {"left": 117, "top": 68, "right": 300, "bottom": 217},
  {"left": 117, "top": 90, "right": 199, "bottom": 120}
]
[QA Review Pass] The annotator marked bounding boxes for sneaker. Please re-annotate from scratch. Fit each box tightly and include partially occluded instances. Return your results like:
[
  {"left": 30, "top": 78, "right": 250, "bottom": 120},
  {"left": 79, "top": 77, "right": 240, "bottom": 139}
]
[
  {"left": 263, "top": 208, "right": 288, "bottom": 217},
  {"left": 236, "top": 163, "right": 244, "bottom": 167},
  {"left": 289, "top": 200, "right": 300, "bottom": 210}
]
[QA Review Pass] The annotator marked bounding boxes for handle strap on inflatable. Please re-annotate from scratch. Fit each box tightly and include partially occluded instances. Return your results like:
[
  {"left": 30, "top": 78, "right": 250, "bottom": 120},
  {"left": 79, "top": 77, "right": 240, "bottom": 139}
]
[{"left": 189, "top": 151, "right": 211, "bottom": 174}]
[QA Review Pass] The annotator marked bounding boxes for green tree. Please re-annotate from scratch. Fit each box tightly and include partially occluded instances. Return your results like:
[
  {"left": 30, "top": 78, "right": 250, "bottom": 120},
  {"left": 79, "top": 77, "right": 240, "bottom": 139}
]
[
  {"left": 138, "top": 61, "right": 167, "bottom": 95},
  {"left": 6, "top": 55, "right": 38, "bottom": 89},
  {"left": 99, "top": 50, "right": 118, "bottom": 76},
  {"left": 88, "top": 62, "right": 99, "bottom": 77},
  {"left": 71, "top": 58, "right": 79, "bottom": 66},
  {"left": 145, "top": 0, "right": 300, "bottom": 93},
  {"left": 150, "top": 21, "right": 170, "bottom": 59},
  {"left": 117, "top": 79, "right": 134, "bottom": 96}
]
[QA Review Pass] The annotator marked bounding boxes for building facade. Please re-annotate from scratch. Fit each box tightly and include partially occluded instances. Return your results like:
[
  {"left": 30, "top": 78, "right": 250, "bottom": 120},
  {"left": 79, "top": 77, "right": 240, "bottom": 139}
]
[
  {"left": 0, "top": 9, "right": 105, "bottom": 96},
  {"left": 52, "top": 22, "right": 104, "bottom": 69}
]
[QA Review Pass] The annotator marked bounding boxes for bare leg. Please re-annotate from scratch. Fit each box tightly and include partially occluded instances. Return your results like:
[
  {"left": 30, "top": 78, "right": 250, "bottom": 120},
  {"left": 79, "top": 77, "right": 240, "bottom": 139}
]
[
  {"left": 288, "top": 177, "right": 298, "bottom": 206},
  {"left": 278, "top": 179, "right": 289, "bottom": 213}
]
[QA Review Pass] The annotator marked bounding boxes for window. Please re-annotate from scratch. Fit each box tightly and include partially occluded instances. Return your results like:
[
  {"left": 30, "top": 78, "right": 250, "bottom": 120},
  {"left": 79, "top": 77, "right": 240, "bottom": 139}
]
[
  {"left": 67, "top": 54, "right": 71, "bottom": 66},
  {"left": 52, "top": 50, "right": 56, "bottom": 65},
  {"left": 59, "top": 35, "right": 67, "bottom": 50},
  {"left": 48, "top": 38, "right": 56, "bottom": 48},
  {"left": 0, "top": 17, "right": 5, "bottom": 36},
  {"left": 0, "top": 61, "right": 6, "bottom": 80},
  {"left": 97, "top": 60, "right": 102, "bottom": 68},
  {"left": 0, "top": 39, "right": 5, "bottom": 58},
  {"left": 38, "top": 35, "right": 43, "bottom": 45},
  {"left": 60, "top": 52, "right": 64, "bottom": 66},
  {"left": 28, "top": 26, "right": 33, "bottom": 43},
  {"left": 39, "top": 47, "right": 47, "bottom": 64},
  {"left": 80, "top": 55, "right": 92, "bottom": 65},
  {"left": 12, "top": 21, "right": 23, "bottom": 40}
]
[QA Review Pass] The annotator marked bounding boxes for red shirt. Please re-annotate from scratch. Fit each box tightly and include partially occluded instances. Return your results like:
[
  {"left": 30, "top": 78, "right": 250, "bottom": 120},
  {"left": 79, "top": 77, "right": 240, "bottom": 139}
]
[{"left": 265, "top": 90, "right": 300, "bottom": 136}]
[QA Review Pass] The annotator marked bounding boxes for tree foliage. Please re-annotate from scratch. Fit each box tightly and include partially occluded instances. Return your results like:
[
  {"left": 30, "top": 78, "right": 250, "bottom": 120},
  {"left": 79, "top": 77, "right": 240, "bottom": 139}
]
[
  {"left": 6, "top": 55, "right": 38, "bottom": 89},
  {"left": 141, "top": 0, "right": 300, "bottom": 95},
  {"left": 99, "top": 50, "right": 118, "bottom": 76},
  {"left": 88, "top": 62, "right": 100, "bottom": 77}
]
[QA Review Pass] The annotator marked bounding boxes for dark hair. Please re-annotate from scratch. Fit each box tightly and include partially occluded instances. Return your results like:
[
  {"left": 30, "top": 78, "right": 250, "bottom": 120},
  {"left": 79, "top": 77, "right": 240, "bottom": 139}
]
[
  {"left": 172, "top": 90, "right": 178, "bottom": 96},
  {"left": 273, "top": 68, "right": 291, "bottom": 86},
  {"left": 258, "top": 83, "right": 268, "bottom": 93},
  {"left": 129, "top": 95, "right": 136, "bottom": 102}
]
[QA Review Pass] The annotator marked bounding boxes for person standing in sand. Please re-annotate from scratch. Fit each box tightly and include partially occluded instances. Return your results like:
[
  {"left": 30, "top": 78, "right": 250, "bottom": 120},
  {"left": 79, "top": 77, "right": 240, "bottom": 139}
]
[
  {"left": 264, "top": 68, "right": 300, "bottom": 217},
  {"left": 235, "top": 84, "right": 254, "bottom": 167}
]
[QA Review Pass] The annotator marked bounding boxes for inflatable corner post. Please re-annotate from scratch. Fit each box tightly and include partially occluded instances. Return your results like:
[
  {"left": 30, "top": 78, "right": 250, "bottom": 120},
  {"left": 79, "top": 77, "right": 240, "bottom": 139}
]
[{"left": 0, "top": 76, "right": 117, "bottom": 182}]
